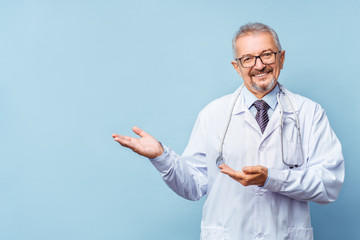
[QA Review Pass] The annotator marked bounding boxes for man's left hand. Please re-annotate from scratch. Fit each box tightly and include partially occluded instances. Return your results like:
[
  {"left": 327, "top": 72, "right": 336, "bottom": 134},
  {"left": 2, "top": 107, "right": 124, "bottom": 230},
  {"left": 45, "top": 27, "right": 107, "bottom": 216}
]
[{"left": 219, "top": 164, "right": 268, "bottom": 186}]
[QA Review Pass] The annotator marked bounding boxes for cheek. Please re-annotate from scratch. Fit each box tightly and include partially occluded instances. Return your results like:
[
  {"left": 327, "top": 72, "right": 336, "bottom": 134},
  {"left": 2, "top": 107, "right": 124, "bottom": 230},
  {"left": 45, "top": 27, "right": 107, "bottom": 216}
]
[
  {"left": 272, "top": 65, "right": 281, "bottom": 75},
  {"left": 243, "top": 69, "right": 252, "bottom": 77}
]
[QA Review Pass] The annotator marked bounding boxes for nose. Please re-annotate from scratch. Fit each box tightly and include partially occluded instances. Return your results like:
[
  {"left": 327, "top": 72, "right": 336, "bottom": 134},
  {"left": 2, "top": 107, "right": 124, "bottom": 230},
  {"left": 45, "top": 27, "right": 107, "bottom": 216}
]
[{"left": 253, "top": 56, "right": 266, "bottom": 70}]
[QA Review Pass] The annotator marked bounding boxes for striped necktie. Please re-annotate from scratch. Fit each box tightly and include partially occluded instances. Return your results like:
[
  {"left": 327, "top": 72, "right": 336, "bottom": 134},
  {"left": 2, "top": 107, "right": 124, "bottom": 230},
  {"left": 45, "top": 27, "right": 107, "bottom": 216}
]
[{"left": 253, "top": 100, "right": 270, "bottom": 134}]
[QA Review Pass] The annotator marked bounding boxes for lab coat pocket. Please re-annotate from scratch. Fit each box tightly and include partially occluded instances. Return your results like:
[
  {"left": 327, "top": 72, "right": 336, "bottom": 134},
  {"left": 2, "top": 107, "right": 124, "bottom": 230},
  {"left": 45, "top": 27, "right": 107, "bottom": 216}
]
[
  {"left": 287, "top": 227, "right": 313, "bottom": 240},
  {"left": 200, "top": 226, "right": 231, "bottom": 240},
  {"left": 284, "top": 142, "right": 304, "bottom": 168}
]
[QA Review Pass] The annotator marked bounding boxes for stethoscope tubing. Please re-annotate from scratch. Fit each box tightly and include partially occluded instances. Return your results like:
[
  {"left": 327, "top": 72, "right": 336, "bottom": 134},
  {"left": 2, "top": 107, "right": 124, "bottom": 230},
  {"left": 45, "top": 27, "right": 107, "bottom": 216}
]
[
  {"left": 216, "top": 83, "right": 305, "bottom": 168},
  {"left": 277, "top": 85, "right": 304, "bottom": 168}
]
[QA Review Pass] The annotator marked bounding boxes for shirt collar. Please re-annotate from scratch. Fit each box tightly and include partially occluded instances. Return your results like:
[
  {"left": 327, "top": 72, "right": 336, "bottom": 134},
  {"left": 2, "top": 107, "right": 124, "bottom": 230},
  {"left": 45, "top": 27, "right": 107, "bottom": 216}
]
[{"left": 243, "top": 83, "right": 280, "bottom": 110}]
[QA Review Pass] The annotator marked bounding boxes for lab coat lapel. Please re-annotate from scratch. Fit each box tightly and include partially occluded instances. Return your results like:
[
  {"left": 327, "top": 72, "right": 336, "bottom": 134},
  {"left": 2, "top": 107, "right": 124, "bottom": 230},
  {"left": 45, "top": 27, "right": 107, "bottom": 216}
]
[
  {"left": 262, "top": 90, "right": 300, "bottom": 140},
  {"left": 232, "top": 90, "right": 262, "bottom": 135},
  {"left": 244, "top": 110, "right": 262, "bottom": 134},
  {"left": 262, "top": 107, "right": 281, "bottom": 139}
]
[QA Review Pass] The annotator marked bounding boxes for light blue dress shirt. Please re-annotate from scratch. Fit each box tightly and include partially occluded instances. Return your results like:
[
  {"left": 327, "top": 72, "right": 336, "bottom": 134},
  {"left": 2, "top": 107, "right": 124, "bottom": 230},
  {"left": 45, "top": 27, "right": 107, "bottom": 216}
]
[{"left": 243, "top": 83, "right": 279, "bottom": 119}]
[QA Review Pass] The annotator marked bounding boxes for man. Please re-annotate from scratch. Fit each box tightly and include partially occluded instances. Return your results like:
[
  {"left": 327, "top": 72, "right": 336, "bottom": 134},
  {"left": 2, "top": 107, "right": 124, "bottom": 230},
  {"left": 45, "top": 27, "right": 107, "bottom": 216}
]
[{"left": 112, "top": 23, "right": 344, "bottom": 240}]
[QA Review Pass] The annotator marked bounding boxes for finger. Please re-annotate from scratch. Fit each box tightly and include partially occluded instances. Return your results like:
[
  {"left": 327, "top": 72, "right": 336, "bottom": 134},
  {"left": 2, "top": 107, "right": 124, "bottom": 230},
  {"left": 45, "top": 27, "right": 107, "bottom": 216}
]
[
  {"left": 112, "top": 133, "right": 131, "bottom": 139},
  {"left": 114, "top": 136, "right": 136, "bottom": 149},
  {"left": 120, "top": 140, "right": 137, "bottom": 151},
  {"left": 220, "top": 165, "right": 243, "bottom": 179},
  {"left": 113, "top": 136, "right": 129, "bottom": 145},
  {"left": 132, "top": 126, "right": 149, "bottom": 137},
  {"left": 114, "top": 135, "right": 132, "bottom": 142},
  {"left": 222, "top": 169, "right": 240, "bottom": 179},
  {"left": 112, "top": 133, "right": 121, "bottom": 138},
  {"left": 242, "top": 166, "right": 261, "bottom": 174},
  {"left": 218, "top": 163, "right": 232, "bottom": 171}
]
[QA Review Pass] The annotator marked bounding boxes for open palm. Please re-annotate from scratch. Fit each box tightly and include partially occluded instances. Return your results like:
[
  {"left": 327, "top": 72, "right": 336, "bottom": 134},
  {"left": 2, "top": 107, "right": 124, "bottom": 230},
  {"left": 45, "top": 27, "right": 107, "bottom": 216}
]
[{"left": 112, "top": 126, "right": 164, "bottom": 159}]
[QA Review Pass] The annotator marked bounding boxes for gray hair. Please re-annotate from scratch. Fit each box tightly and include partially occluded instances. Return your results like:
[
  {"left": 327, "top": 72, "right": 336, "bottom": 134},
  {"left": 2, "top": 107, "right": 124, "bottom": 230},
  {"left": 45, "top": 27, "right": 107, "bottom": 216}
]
[{"left": 232, "top": 22, "right": 282, "bottom": 58}]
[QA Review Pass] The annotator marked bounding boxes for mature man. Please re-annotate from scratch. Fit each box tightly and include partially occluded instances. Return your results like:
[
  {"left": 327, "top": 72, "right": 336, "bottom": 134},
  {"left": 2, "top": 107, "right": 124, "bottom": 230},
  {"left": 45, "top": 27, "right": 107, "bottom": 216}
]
[{"left": 113, "top": 23, "right": 344, "bottom": 240}]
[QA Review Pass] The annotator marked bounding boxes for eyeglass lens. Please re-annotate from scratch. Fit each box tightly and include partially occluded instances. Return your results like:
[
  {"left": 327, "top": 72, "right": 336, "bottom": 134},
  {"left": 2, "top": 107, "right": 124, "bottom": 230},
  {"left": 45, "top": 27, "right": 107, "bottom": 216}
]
[{"left": 240, "top": 52, "right": 277, "bottom": 68}]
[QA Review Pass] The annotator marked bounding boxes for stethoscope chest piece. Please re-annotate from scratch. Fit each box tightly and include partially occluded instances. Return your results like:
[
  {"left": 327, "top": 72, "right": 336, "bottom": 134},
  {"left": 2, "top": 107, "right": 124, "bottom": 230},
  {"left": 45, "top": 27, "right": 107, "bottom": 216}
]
[{"left": 216, "top": 155, "right": 225, "bottom": 167}]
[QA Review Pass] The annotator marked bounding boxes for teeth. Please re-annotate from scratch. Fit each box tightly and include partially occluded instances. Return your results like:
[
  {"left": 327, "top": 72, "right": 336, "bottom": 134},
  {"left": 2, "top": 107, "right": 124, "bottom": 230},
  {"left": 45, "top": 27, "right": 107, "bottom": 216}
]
[{"left": 255, "top": 73, "right": 267, "bottom": 77}]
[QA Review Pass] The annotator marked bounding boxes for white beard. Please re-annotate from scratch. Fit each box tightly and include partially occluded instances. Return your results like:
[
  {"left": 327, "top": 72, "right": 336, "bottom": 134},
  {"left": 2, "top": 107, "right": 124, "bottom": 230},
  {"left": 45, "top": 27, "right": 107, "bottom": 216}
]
[{"left": 251, "top": 77, "right": 276, "bottom": 92}]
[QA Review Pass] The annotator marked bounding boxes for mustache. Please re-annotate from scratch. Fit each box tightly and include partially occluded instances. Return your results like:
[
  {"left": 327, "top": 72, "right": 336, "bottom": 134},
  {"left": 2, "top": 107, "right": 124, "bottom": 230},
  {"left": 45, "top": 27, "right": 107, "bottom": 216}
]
[{"left": 250, "top": 66, "right": 273, "bottom": 76}]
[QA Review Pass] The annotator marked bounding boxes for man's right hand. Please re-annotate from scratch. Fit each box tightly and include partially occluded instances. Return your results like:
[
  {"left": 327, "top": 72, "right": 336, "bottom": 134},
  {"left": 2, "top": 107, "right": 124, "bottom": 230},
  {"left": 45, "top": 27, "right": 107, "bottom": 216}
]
[{"left": 112, "top": 126, "right": 164, "bottom": 159}]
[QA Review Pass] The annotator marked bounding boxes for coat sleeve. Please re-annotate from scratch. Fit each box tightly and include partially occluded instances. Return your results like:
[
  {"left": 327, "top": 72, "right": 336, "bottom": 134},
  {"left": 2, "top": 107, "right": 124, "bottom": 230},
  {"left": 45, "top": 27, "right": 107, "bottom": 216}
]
[
  {"left": 148, "top": 111, "right": 208, "bottom": 201},
  {"left": 263, "top": 104, "right": 345, "bottom": 204}
]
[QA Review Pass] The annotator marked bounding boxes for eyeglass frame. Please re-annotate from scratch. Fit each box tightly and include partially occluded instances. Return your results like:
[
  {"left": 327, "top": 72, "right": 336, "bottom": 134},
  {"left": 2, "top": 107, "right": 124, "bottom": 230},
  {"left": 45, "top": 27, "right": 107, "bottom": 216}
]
[{"left": 235, "top": 51, "right": 282, "bottom": 68}]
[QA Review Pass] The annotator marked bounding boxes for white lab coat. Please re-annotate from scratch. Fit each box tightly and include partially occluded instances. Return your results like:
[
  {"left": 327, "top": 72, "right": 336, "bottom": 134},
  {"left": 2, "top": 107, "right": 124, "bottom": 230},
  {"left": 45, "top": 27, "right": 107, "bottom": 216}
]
[{"left": 150, "top": 85, "right": 344, "bottom": 240}]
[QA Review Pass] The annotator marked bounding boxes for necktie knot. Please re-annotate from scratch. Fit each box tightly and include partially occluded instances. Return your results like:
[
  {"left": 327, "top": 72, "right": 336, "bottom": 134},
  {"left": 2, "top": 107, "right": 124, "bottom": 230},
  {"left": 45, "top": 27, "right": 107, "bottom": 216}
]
[{"left": 253, "top": 100, "right": 270, "bottom": 111}]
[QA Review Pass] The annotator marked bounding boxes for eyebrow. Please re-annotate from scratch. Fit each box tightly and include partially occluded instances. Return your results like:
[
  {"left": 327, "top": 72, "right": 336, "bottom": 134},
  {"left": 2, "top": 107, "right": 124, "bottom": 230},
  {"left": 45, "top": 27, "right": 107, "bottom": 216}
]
[{"left": 240, "top": 49, "right": 275, "bottom": 58}]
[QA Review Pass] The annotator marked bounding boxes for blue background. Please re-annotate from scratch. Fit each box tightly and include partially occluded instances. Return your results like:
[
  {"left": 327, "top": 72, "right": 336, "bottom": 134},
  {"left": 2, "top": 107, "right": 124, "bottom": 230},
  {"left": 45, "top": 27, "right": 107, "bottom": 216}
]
[{"left": 1, "top": 0, "right": 359, "bottom": 239}]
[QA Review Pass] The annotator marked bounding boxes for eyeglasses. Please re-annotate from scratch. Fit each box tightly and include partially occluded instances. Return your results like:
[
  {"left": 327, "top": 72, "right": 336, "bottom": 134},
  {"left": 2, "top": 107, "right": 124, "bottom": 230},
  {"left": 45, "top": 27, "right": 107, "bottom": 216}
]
[{"left": 235, "top": 51, "right": 281, "bottom": 68}]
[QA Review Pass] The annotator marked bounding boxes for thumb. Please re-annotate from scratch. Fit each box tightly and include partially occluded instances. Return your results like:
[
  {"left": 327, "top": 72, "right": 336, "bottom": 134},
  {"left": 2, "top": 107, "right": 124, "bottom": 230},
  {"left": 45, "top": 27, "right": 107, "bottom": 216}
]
[{"left": 132, "top": 126, "right": 148, "bottom": 137}]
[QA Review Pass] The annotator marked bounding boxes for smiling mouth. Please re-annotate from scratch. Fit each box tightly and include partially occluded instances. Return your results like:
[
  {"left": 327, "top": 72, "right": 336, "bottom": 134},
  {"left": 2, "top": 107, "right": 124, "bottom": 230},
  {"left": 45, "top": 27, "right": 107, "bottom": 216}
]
[
  {"left": 255, "top": 73, "right": 267, "bottom": 77},
  {"left": 251, "top": 66, "right": 273, "bottom": 79},
  {"left": 253, "top": 72, "right": 270, "bottom": 78}
]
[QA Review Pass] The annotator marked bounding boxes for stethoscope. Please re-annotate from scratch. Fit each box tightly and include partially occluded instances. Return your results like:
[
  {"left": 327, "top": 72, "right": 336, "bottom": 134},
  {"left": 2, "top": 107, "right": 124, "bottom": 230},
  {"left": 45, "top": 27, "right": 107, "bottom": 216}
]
[{"left": 216, "top": 83, "right": 305, "bottom": 169}]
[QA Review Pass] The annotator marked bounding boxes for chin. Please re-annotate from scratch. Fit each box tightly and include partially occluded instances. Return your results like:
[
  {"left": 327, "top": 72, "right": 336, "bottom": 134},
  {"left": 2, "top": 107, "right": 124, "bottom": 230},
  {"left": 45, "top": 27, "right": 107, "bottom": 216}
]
[{"left": 252, "top": 77, "right": 276, "bottom": 92}]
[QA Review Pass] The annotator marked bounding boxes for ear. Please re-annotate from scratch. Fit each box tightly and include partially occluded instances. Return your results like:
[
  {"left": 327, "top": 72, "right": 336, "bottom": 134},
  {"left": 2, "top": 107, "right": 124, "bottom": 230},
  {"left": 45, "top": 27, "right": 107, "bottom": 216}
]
[
  {"left": 231, "top": 60, "right": 242, "bottom": 77},
  {"left": 279, "top": 50, "right": 285, "bottom": 69}
]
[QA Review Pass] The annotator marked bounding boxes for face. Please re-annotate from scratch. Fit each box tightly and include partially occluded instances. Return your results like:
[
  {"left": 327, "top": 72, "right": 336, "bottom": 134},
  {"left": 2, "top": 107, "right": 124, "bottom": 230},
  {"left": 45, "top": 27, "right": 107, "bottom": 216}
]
[{"left": 231, "top": 32, "right": 285, "bottom": 98}]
